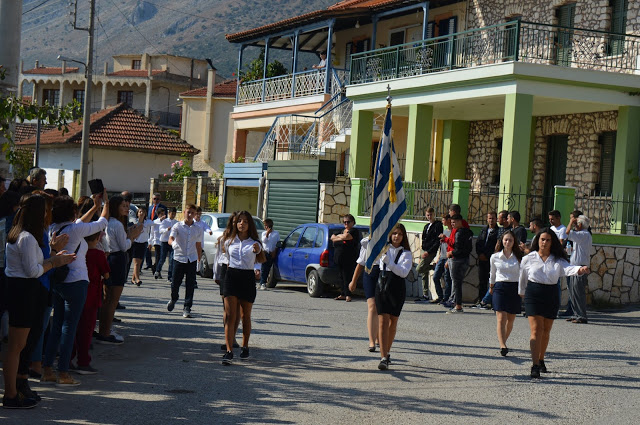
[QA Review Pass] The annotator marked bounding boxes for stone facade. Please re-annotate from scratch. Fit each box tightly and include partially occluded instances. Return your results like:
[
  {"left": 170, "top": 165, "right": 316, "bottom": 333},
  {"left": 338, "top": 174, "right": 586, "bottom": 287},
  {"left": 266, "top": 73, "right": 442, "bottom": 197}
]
[{"left": 318, "top": 176, "right": 352, "bottom": 224}]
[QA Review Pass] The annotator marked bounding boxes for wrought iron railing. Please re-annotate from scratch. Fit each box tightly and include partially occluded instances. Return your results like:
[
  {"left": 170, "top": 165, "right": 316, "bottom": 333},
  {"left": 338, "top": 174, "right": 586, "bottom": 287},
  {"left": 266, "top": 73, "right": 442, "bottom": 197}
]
[
  {"left": 574, "top": 192, "right": 639, "bottom": 234},
  {"left": 467, "top": 185, "right": 552, "bottom": 226},
  {"left": 237, "top": 68, "right": 349, "bottom": 105},
  {"left": 350, "top": 20, "right": 640, "bottom": 84},
  {"left": 359, "top": 174, "right": 435, "bottom": 220}
]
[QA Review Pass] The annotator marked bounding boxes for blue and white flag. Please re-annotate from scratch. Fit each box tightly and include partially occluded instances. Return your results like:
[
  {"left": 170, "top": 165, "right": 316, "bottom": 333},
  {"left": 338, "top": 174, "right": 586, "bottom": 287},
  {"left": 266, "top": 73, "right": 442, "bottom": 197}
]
[{"left": 365, "top": 105, "right": 406, "bottom": 272}]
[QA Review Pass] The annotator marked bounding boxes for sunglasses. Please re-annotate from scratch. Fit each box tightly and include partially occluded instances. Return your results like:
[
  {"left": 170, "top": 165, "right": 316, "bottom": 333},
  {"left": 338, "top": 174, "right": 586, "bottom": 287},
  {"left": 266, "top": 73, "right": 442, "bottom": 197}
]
[
  {"left": 153, "top": 197, "right": 159, "bottom": 200},
  {"left": 343, "top": 220, "right": 352, "bottom": 224}
]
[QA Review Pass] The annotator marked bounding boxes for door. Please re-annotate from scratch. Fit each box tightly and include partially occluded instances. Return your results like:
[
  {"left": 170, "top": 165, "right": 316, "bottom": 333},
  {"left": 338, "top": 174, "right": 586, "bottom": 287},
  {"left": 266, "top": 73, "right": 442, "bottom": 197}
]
[
  {"left": 278, "top": 227, "right": 303, "bottom": 280},
  {"left": 267, "top": 180, "right": 319, "bottom": 238},
  {"left": 434, "top": 16, "right": 458, "bottom": 70},
  {"left": 292, "top": 226, "right": 317, "bottom": 281},
  {"left": 543, "top": 135, "right": 569, "bottom": 216},
  {"left": 556, "top": 3, "right": 576, "bottom": 66}
]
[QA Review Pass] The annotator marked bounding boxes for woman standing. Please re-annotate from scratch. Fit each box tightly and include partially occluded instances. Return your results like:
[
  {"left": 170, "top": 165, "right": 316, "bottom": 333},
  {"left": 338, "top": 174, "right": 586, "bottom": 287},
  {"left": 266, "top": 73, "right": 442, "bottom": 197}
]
[
  {"left": 3, "top": 194, "right": 75, "bottom": 408},
  {"left": 331, "top": 214, "right": 361, "bottom": 302},
  {"left": 519, "top": 229, "right": 589, "bottom": 378},
  {"left": 214, "top": 212, "right": 240, "bottom": 351},
  {"left": 489, "top": 230, "right": 523, "bottom": 356},
  {"left": 98, "top": 196, "right": 142, "bottom": 344},
  {"left": 348, "top": 236, "right": 378, "bottom": 352},
  {"left": 131, "top": 206, "right": 153, "bottom": 286},
  {"left": 375, "top": 223, "right": 412, "bottom": 370},
  {"left": 221, "top": 211, "right": 262, "bottom": 365}
]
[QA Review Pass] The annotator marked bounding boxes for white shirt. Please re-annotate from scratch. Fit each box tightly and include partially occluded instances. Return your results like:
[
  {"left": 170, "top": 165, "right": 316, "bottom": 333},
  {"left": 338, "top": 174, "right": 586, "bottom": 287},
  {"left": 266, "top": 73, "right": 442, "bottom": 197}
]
[
  {"left": 356, "top": 237, "right": 370, "bottom": 266},
  {"left": 261, "top": 230, "right": 280, "bottom": 254},
  {"left": 438, "top": 228, "right": 451, "bottom": 260},
  {"left": 215, "top": 238, "right": 229, "bottom": 265},
  {"left": 105, "top": 217, "right": 131, "bottom": 253},
  {"left": 150, "top": 217, "right": 163, "bottom": 245},
  {"left": 5, "top": 231, "right": 45, "bottom": 278},
  {"left": 50, "top": 217, "right": 108, "bottom": 283},
  {"left": 378, "top": 245, "right": 412, "bottom": 278},
  {"left": 170, "top": 220, "right": 202, "bottom": 263},
  {"left": 567, "top": 229, "right": 592, "bottom": 266},
  {"left": 134, "top": 219, "right": 154, "bottom": 244},
  {"left": 551, "top": 224, "right": 568, "bottom": 241},
  {"left": 226, "top": 236, "right": 261, "bottom": 270},
  {"left": 518, "top": 251, "right": 582, "bottom": 295},
  {"left": 194, "top": 219, "right": 212, "bottom": 235},
  {"left": 128, "top": 204, "right": 139, "bottom": 225},
  {"left": 159, "top": 218, "right": 177, "bottom": 243},
  {"left": 489, "top": 251, "right": 520, "bottom": 285}
]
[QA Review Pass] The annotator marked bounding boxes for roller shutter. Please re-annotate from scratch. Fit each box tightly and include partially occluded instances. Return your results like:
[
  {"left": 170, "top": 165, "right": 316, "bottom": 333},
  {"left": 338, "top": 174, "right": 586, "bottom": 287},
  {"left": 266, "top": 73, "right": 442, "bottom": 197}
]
[{"left": 267, "top": 180, "right": 319, "bottom": 238}]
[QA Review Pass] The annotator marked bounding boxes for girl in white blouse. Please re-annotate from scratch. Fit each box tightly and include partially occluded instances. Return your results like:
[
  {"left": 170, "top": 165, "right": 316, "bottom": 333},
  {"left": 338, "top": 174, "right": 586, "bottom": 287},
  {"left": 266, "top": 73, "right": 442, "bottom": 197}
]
[
  {"left": 221, "top": 211, "right": 262, "bottom": 365},
  {"left": 375, "top": 223, "right": 413, "bottom": 371},
  {"left": 519, "top": 229, "right": 589, "bottom": 378},
  {"left": 489, "top": 230, "right": 523, "bottom": 357},
  {"left": 4, "top": 194, "right": 75, "bottom": 408}
]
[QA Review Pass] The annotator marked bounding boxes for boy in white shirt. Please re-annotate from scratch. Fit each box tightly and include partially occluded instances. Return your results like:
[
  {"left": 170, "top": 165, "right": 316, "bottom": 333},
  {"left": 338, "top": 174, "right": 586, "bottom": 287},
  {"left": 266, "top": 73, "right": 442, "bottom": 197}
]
[
  {"left": 167, "top": 204, "right": 202, "bottom": 318},
  {"left": 155, "top": 207, "right": 177, "bottom": 281},
  {"left": 194, "top": 207, "right": 213, "bottom": 276},
  {"left": 259, "top": 218, "right": 279, "bottom": 290}
]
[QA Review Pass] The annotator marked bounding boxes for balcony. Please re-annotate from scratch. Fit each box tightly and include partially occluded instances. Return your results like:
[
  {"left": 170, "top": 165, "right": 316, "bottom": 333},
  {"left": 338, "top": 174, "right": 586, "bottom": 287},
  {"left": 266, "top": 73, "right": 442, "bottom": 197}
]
[
  {"left": 349, "top": 21, "right": 640, "bottom": 85},
  {"left": 236, "top": 68, "right": 349, "bottom": 106}
]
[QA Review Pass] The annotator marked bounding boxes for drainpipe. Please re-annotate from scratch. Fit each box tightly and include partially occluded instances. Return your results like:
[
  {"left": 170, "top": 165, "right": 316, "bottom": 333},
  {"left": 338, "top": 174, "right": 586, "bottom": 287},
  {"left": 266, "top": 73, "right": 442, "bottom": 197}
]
[
  {"left": 262, "top": 37, "right": 270, "bottom": 102},
  {"left": 422, "top": 2, "right": 430, "bottom": 40},
  {"left": 291, "top": 31, "right": 299, "bottom": 98},
  {"left": 203, "top": 67, "right": 216, "bottom": 163},
  {"left": 236, "top": 45, "right": 244, "bottom": 105},
  {"left": 324, "top": 19, "right": 335, "bottom": 95},
  {"left": 257, "top": 175, "right": 266, "bottom": 219}
]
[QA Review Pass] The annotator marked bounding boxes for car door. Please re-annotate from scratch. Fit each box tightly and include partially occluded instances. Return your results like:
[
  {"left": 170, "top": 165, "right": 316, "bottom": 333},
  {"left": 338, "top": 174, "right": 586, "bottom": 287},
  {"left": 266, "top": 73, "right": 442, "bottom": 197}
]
[
  {"left": 292, "top": 226, "right": 317, "bottom": 282},
  {"left": 200, "top": 214, "right": 215, "bottom": 263},
  {"left": 277, "top": 226, "right": 303, "bottom": 280}
]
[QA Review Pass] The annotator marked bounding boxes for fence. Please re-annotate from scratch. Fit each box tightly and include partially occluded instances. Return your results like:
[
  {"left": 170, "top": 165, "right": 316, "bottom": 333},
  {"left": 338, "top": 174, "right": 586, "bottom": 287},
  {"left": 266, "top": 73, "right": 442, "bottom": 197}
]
[
  {"left": 574, "top": 192, "right": 639, "bottom": 234},
  {"left": 359, "top": 180, "right": 452, "bottom": 220},
  {"left": 467, "top": 185, "right": 552, "bottom": 226},
  {"left": 151, "top": 177, "right": 224, "bottom": 213}
]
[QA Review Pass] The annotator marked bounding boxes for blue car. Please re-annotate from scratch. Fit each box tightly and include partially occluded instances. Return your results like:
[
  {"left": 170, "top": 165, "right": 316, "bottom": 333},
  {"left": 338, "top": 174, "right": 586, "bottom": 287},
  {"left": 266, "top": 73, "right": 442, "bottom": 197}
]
[{"left": 266, "top": 223, "right": 369, "bottom": 297}]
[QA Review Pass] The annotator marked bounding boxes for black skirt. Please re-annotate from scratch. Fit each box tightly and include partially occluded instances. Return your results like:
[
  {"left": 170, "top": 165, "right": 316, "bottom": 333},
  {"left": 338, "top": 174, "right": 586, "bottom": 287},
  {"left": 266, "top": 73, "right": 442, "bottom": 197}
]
[
  {"left": 524, "top": 281, "right": 559, "bottom": 319},
  {"left": 222, "top": 267, "right": 257, "bottom": 303},
  {"left": 375, "top": 273, "right": 406, "bottom": 317},
  {"left": 7, "top": 277, "right": 48, "bottom": 328},
  {"left": 492, "top": 281, "right": 521, "bottom": 314},
  {"left": 107, "top": 251, "right": 128, "bottom": 286},
  {"left": 363, "top": 266, "right": 380, "bottom": 300}
]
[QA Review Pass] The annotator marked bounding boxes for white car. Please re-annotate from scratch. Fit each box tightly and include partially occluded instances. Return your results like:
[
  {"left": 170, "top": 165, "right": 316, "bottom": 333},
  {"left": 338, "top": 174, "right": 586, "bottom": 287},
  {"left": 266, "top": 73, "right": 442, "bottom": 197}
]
[{"left": 199, "top": 212, "right": 265, "bottom": 278}]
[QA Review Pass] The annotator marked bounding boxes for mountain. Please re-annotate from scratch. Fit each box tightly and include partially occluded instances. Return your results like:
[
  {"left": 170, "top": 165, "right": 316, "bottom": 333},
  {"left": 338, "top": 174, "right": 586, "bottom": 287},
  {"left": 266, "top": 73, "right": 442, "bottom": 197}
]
[{"left": 20, "top": 0, "right": 337, "bottom": 79}]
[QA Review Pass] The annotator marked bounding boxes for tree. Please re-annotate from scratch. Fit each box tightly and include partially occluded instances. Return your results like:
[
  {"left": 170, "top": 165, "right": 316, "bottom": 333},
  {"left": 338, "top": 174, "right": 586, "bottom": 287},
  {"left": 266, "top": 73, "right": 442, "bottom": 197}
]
[{"left": 240, "top": 51, "right": 288, "bottom": 82}]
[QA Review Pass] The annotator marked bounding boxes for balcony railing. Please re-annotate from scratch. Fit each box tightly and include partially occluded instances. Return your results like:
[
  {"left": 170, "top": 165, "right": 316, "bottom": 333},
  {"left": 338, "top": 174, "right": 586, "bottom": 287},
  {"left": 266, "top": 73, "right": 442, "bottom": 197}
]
[
  {"left": 350, "top": 21, "right": 640, "bottom": 84},
  {"left": 236, "top": 68, "right": 348, "bottom": 106}
]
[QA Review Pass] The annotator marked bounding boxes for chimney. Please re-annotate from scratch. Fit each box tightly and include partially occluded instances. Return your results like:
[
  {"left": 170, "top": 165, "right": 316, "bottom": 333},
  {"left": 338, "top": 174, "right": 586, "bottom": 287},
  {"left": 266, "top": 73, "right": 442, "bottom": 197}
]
[
  {"left": 104, "top": 61, "right": 108, "bottom": 76},
  {"left": 35, "top": 60, "right": 39, "bottom": 68},
  {"left": 61, "top": 61, "right": 66, "bottom": 74}
]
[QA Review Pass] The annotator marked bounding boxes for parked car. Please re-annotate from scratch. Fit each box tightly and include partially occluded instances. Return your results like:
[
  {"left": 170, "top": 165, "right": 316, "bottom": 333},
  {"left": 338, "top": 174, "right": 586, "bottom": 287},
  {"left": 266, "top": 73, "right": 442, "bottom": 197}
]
[
  {"left": 267, "top": 223, "right": 369, "bottom": 297},
  {"left": 199, "top": 212, "right": 265, "bottom": 278}
]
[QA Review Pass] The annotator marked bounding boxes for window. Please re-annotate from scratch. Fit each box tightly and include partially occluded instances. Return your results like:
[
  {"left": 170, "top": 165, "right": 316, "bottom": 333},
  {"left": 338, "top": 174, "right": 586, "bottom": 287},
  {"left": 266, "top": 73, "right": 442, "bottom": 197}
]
[
  {"left": 494, "top": 138, "right": 503, "bottom": 185},
  {"left": 285, "top": 228, "right": 302, "bottom": 248},
  {"left": 202, "top": 215, "right": 212, "bottom": 227},
  {"left": 73, "top": 89, "right": 85, "bottom": 109},
  {"left": 42, "top": 89, "right": 59, "bottom": 105},
  {"left": 608, "top": 0, "right": 628, "bottom": 55},
  {"left": 299, "top": 227, "right": 316, "bottom": 248},
  {"left": 132, "top": 59, "right": 141, "bottom": 70},
  {"left": 597, "top": 132, "right": 616, "bottom": 195},
  {"left": 555, "top": 3, "right": 576, "bottom": 66},
  {"left": 117, "top": 91, "right": 134, "bottom": 107},
  {"left": 389, "top": 29, "right": 405, "bottom": 47},
  {"left": 314, "top": 228, "right": 325, "bottom": 248},
  {"left": 503, "top": 16, "right": 522, "bottom": 59}
]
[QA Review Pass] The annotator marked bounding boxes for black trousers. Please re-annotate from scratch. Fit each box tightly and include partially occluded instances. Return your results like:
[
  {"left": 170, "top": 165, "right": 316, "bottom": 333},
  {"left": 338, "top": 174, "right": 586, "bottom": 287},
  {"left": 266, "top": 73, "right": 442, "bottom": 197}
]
[
  {"left": 477, "top": 259, "right": 490, "bottom": 300},
  {"left": 171, "top": 260, "right": 197, "bottom": 308}
]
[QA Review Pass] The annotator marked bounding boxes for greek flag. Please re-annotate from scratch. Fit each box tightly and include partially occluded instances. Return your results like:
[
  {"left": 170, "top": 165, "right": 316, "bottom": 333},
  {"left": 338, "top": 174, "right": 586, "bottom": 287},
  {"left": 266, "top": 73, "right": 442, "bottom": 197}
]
[{"left": 365, "top": 105, "right": 406, "bottom": 272}]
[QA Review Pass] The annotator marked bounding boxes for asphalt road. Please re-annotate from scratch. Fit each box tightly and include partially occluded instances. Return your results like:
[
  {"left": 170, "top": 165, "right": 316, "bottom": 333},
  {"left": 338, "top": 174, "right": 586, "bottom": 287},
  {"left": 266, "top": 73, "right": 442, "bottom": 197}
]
[{"left": 2, "top": 274, "right": 640, "bottom": 424}]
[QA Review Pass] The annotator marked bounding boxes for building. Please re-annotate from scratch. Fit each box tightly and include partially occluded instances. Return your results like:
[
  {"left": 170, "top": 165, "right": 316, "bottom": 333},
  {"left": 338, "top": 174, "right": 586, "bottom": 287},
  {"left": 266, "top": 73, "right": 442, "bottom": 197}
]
[
  {"left": 19, "top": 53, "right": 223, "bottom": 128},
  {"left": 16, "top": 103, "right": 199, "bottom": 196}
]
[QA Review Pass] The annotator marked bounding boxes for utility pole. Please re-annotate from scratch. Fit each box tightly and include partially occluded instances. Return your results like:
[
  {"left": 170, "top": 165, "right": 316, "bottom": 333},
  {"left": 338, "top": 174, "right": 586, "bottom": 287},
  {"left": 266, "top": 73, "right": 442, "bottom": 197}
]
[{"left": 72, "top": 0, "right": 95, "bottom": 197}]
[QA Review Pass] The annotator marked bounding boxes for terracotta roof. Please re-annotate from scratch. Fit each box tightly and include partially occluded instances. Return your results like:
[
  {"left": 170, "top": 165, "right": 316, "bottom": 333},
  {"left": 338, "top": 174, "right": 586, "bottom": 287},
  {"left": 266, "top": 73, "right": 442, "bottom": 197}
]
[
  {"left": 107, "top": 69, "right": 166, "bottom": 77},
  {"left": 226, "top": 0, "right": 419, "bottom": 42},
  {"left": 17, "top": 104, "right": 199, "bottom": 155},
  {"left": 180, "top": 80, "right": 238, "bottom": 98},
  {"left": 14, "top": 123, "right": 57, "bottom": 143},
  {"left": 22, "top": 66, "right": 80, "bottom": 75}
]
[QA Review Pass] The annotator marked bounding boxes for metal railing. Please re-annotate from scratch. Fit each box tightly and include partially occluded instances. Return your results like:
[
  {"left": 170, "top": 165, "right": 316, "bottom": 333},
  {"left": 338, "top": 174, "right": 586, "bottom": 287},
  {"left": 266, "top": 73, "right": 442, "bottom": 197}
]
[
  {"left": 236, "top": 68, "right": 349, "bottom": 105},
  {"left": 359, "top": 174, "right": 436, "bottom": 220},
  {"left": 574, "top": 192, "right": 639, "bottom": 234},
  {"left": 467, "top": 185, "right": 552, "bottom": 226},
  {"left": 350, "top": 20, "right": 640, "bottom": 84}
]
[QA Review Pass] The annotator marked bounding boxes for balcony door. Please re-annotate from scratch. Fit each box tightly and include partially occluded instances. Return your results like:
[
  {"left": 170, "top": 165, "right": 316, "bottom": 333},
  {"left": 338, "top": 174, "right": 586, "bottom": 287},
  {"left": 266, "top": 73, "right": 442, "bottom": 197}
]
[
  {"left": 555, "top": 3, "right": 576, "bottom": 66},
  {"left": 543, "top": 135, "right": 569, "bottom": 216}
]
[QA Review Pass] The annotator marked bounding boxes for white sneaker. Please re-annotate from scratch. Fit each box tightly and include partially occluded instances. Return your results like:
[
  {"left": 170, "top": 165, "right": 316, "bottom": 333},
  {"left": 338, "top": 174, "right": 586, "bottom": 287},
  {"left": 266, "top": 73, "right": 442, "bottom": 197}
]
[
  {"left": 110, "top": 330, "right": 124, "bottom": 342},
  {"left": 259, "top": 284, "right": 267, "bottom": 291}
]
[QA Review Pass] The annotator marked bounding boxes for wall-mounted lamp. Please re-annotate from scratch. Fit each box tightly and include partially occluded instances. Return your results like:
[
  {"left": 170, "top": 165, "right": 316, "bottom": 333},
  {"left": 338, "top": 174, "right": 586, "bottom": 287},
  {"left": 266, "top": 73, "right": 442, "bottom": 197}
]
[{"left": 355, "top": 20, "right": 360, "bottom": 29}]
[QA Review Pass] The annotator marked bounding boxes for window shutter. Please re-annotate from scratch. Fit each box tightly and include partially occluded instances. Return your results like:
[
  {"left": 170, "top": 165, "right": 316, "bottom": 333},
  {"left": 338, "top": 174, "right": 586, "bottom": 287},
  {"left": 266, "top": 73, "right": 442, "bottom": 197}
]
[
  {"left": 598, "top": 132, "right": 617, "bottom": 195},
  {"left": 611, "top": 0, "right": 628, "bottom": 34},
  {"left": 558, "top": 3, "right": 576, "bottom": 28},
  {"left": 448, "top": 16, "right": 458, "bottom": 35},
  {"left": 427, "top": 21, "right": 434, "bottom": 39}
]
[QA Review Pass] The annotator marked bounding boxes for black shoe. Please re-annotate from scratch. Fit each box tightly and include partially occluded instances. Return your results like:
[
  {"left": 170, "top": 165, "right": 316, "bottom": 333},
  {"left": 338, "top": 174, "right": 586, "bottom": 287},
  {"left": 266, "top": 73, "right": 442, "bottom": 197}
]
[
  {"left": 116, "top": 302, "right": 126, "bottom": 310},
  {"left": 28, "top": 369, "right": 42, "bottom": 380},
  {"left": 167, "top": 300, "right": 176, "bottom": 312},
  {"left": 182, "top": 308, "right": 192, "bottom": 318},
  {"left": 368, "top": 346, "right": 376, "bottom": 352},
  {"left": 539, "top": 359, "right": 548, "bottom": 373},
  {"left": 194, "top": 282, "right": 199, "bottom": 289},
  {"left": 240, "top": 347, "right": 250, "bottom": 360},
  {"left": 378, "top": 357, "right": 389, "bottom": 370},
  {"left": 112, "top": 317, "right": 122, "bottom": 323},
  {"left": 3, "top": 393, "right": 37, "bottom": 409},
  {"left": 222, "top": 351, "right": 233, "bottom": 365},
  {"left": 220, "top": 342, "right": 240, "bottom": 351},
  {"left": 500, "top": 347, "right": 509, "bottom": 357},
  {"left": 17, "top": 379, "right": 41, "bottom": 402},
  {"left": 530, "top": 364, "right": 541, "bottom": 379}
]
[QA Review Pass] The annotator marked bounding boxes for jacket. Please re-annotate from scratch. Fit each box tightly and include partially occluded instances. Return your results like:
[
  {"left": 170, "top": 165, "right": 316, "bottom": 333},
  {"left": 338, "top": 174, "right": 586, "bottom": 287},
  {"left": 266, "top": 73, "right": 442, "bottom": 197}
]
[
  {"left": 512, "top": 225, "right": 528, "bottom": 245},
  {"left": 148, "top": 203, "right": 168, "bottom": 220},
  {"left": 452, "top": 227, "right": 473, "bottom": 259},
  {"left": 421, "top": 220, "right": 443, "bottom": 254},
  {"left": 476, "top": 225, "right": 499, "bottom": 259}
]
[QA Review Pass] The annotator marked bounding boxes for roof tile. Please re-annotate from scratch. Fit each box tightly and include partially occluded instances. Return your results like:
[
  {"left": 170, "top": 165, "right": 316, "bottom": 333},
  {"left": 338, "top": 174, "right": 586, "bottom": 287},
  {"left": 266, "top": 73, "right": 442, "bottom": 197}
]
[
  {"left": 22, "top": 66, "right": 80, "bottom": 75},
  {"left": 180, "top": 80, "right": 238, "bottom": 98}
]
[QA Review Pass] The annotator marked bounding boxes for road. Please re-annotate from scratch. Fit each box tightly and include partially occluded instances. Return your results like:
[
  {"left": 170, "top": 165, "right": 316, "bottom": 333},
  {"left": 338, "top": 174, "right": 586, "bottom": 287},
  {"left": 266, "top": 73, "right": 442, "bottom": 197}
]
[{"left": 2, "top": 275, "right": 640, "bottom": 424}]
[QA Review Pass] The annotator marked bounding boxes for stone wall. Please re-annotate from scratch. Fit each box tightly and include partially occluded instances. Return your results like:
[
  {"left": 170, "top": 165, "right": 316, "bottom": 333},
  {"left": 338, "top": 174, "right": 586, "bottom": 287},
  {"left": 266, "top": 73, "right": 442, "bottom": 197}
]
[{"left": 318, "top": 176, "right": 351, "bottom": 224}]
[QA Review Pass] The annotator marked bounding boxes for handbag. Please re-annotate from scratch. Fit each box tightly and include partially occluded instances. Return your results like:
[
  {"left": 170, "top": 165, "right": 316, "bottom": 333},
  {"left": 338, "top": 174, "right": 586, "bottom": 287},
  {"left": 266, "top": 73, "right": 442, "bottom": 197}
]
[
  {"left": 50, "top": 224, "right": 81, "bottom": 285},
  {"left": 377, "top": 248, "right": 404, "bottom": 297}
]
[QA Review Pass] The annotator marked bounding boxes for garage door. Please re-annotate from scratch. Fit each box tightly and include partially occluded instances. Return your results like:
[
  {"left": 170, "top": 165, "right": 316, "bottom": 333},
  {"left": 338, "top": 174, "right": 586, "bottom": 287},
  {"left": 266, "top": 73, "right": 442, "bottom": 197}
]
[{"left": 267, "top": 180, "right": 319, "bottom": 238}]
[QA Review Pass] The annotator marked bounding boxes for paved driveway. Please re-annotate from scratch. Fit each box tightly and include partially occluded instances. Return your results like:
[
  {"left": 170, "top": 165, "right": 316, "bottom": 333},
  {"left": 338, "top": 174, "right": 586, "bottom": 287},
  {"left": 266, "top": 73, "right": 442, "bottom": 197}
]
[{"left": 3, "top": 277, "right": 639, "bottom": 424}]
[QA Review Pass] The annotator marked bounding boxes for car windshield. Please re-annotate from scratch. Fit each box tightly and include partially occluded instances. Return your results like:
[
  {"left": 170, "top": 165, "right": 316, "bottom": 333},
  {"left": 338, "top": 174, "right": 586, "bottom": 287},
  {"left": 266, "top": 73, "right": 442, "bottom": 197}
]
[{"left": 216, "top": 216, "right": 265, "bottom": 231}]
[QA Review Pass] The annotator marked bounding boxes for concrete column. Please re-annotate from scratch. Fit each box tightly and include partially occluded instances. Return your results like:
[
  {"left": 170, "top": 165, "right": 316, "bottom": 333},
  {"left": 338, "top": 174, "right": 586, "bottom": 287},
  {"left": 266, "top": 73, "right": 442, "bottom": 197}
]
[
  {"left": 452, "top": 179, "right": 471, "bottom": 220},
  {"left": 196, "top": 176, "right": 209, "bottom": 207},
  {"left": 349, "top": 178, "right": 367, "bottom": 218},
  {"left": 232, "top": 129, "right": 248, "bottom": 161},
  {"left": 612, "top": 106, "right": 640, "bottom": 233},
  {"left": 203, "top": 68, "right": 216, "bottom": 163},
  {"left": 59, "top": 80, "right": 65, "bottom": 108},
  {"left": 441, "top": 120, "right": 469, "bottom": 183},
  {"left": 553, "top": 186, "right": 576, "bottom": 226},
  {"left": 405, "top": 104, "right": 433, "bottom": 182},
  {"left": 0, "top": 1, "right": 22, "bottom": 96},
  {"left": 149, "top": 178, "right": 158, "bottom": 205},
  {"left": 498, "top": 93, "right": 534, "bottom": 213},
  {"left": 182, "top": 177, "right": 198, "bottom": 211},
  {"left": 101, "top": 82, "right": 107, "bottom": 109},
  {"left": 145, "top": 67, "right": 152, "bottom": 116},
  {"left": 349, "top": 109, "right": 374, "bottom": 179}
]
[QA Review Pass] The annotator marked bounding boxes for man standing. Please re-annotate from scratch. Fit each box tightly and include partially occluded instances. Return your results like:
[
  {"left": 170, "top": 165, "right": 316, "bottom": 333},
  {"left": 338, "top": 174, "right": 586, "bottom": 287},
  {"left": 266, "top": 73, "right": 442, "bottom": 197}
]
[
  {"left": 167, "top": 204, "right": 202, "bottom": 318},
  {"left": 28, "top": 167, "right": 47, "bottom": 189},
  {"left": 566, "top": 215, "right": 592, "bottom": 324},
  {"left": 259, "top": 218, "right": 280, "bottom": 291},
  {"left": 416, "top": 207, "right": 443, "bottom": 302},
  {"left": 508, "top": 211, "right": 527, "bottom": 245},
  {"left": 446, "top": 214, "right": 473, "bottom": 313},
  {"left": 549, "top": 209, "right": 571, "bottom": 317},
  {"left": 497, "top": 210, "right": 511, "bottom": 238},
  {"left": 440, "top": 204, "right": 469, "bottom": 307},
  {"left": 146, "top": 193, "right": 167, "bottom": 270},
  {"left": 473, "top": 211, "right": 498, "bottom": 309}
]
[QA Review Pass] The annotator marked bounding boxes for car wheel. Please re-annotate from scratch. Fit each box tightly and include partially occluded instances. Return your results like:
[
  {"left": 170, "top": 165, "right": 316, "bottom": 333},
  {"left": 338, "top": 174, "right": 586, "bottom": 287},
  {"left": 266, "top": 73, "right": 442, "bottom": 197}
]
[
  {"left": 199, "top": 252, "right": 212, "bottom": 279},
  {"left": 307, "top": 270, "right": 323, "bottom": 298},
  {"left": 266, "top": 267, "right": 278, "bottom": 288}
]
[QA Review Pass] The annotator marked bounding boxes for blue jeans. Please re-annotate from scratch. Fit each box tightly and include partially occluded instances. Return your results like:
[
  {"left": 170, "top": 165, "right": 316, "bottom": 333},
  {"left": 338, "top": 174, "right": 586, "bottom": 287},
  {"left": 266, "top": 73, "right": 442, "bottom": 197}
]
[
  {"left": 481, "top": 288, "right": 492, "bottom": 305},
  {"left": 432, "top": 257, "right": 451, "bottom": 301},
  {"left": 260, "top": 252, "right": 273, "bottom": 285},
  {"left": 156, "top": 242, "right": 174, "bottom": 278},
  {"left": 44, "top": 280, "right": 88, "bottom": 372},
  {"left": 31, "top": 305, "right": 53, "bottom": 362}
]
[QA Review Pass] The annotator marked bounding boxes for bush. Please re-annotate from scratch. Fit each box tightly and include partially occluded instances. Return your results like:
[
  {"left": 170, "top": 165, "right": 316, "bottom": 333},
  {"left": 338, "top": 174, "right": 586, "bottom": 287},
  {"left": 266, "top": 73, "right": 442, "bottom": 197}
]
[{"left": 208, "top": 193, "right": 219, "bottom": 212}]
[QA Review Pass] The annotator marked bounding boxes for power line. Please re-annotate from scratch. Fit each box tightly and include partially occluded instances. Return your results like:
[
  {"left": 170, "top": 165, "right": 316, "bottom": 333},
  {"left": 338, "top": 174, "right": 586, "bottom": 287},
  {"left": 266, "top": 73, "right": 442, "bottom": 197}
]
[
  {"left": 140, "top": 0, "right": 228, "bottom": 24},
  {"left": 22, "top": 0, "right": 59, "bottom": 15}
]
